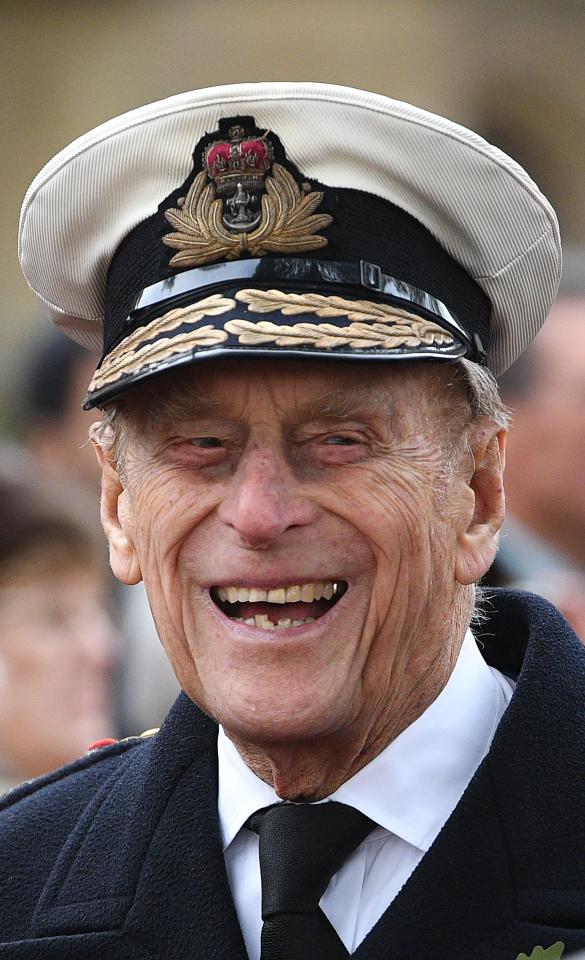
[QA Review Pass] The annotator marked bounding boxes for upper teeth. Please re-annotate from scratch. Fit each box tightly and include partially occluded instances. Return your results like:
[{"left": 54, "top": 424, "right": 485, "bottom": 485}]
[{"left": 217, "top": 582, "right": 338, "bottom": 604}]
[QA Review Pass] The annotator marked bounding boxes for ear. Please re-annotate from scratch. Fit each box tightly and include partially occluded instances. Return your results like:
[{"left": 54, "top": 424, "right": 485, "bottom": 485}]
[
  {"left": 92, "top": 435, "right": 142, "bottom": 586},
  {"left": 455, "top": 424, "right": 507, "bottom": 586}
]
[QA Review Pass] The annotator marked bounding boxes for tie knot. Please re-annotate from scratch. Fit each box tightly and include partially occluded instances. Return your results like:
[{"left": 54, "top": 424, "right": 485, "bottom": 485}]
[{"left": 247, "top": 801, "right": 375, "bottom": 917}]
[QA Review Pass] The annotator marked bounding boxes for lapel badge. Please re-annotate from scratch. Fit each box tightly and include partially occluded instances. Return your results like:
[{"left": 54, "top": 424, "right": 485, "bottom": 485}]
[
  {"left": 163, "top": 123, "right": 332, "bottom": 268},
  {"left": 517, "top": 942, "right": 565, "bottom": 960}
]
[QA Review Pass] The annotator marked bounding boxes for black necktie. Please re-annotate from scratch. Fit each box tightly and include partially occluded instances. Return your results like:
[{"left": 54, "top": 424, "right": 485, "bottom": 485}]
[{"left": 247, "top": 801, "right": 376, "bottom": 960}]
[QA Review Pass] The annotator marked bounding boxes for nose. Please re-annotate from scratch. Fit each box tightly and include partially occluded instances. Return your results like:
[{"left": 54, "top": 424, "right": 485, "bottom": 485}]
[{"left": 217, "top": 442, "right": 317, "bottom": 549}]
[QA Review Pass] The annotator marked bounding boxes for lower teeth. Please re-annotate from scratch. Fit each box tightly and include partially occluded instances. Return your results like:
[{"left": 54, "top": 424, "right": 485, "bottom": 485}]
[{"left": 231, "top": 615, "right": 316, "bottom": 629}]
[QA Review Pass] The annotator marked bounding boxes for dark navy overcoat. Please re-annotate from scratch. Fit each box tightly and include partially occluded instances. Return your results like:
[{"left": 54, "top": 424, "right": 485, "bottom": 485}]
[{"left": 1, "top": 590, "right": 584, "bottom": 959}]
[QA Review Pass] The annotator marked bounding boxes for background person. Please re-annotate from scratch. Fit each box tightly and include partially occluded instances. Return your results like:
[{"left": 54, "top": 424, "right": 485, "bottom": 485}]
[
  {"left": 17, "top": 329, "right": 180, "bottom": 732},
  {"left": 486, "top": 253, "right": 585, "bottom": 638},
  {"left": 0, "top": 449, "right": 119, "bottom": 790},
  {"left": 21, "top": 330, "right": 102, "bottom": 494}
]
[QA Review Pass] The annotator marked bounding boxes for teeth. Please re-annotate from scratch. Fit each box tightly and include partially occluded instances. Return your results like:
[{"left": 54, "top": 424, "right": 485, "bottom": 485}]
[
  {"left": 253, "top": 615, "right": 316, "bottom": 631},
  {"left": 254, "top": 614, "right": 275, "bottom": 630},
  {"left": 217, "top": 581, "right": 342, "bottom": 605},
  {"left": 267, "top": 588, "right": 286, "bottom": 604},
  {"left": 232, "top": 615, "right": 318, "bottom": 630}
]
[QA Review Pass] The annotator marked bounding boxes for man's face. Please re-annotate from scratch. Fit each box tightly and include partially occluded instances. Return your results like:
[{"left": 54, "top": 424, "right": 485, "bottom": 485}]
[{"left": 104, "top": 360, "right": 481, "bottom": 746}]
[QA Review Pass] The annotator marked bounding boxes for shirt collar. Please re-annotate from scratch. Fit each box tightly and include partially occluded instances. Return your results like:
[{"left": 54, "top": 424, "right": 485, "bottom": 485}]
[
  {"left": 217, "top": 631, "right": 509, "bottom": 853},
  {"left": 217, "top": 725, "right": 281, "bottom": 850}
]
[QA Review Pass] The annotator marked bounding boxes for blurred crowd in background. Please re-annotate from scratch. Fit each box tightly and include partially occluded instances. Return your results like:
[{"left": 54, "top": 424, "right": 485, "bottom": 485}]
[
  {"left": 1, "top": 0, "right": 584, "bottom": 790},
  {"left": 0, "top": 333, "right": 180, "bottom": 791}
]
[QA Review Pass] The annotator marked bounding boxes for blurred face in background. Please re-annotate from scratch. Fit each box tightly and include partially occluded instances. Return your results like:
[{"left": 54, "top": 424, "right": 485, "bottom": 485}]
[
  {"left": 0, "top": 545, "right": 118, "bottom": 780},
  {"left": 26, "top": 350, "right": 102, "bottom": 493},
  {"left": 504, "top": 297, "right": 585, "bottom": 562}
]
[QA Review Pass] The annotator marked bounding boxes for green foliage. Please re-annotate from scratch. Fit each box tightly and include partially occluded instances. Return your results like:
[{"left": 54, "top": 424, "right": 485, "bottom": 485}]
[{"left": 516, "top": 942, "right": 565, "bottom": 960}]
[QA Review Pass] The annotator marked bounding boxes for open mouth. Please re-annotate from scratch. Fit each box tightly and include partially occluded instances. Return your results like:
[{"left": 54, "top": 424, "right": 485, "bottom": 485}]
[{"left": 210, "top": 580, "right": 348, "bottom": 630}]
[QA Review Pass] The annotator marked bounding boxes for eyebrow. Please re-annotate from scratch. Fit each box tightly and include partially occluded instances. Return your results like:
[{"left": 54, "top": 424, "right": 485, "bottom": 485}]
[
  {"left": 147, "top": 393, "right": 223, "bottom": 425},
  {"left": 286, "top": 385, "right": 393, "bottom": 425},
  {"left": 147, "top": 383, "right": 392, "bottom": 428}
]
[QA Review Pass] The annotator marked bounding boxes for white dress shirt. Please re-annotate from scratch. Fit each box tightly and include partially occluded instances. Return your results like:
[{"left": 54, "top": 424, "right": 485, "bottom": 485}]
[{"left": 217, "top": 632, "right": 514, "bottom": 958}]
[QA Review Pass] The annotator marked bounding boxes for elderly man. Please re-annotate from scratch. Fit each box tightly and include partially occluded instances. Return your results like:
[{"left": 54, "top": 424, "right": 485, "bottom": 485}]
[{"left": 2, "top": 83, "right": 583, "bottom": 959}]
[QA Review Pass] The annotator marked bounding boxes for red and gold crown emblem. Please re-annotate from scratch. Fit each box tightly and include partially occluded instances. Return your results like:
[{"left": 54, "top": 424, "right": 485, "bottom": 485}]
[
  {"left": 204, "top": 125, "right": 273, "bottom": 198},
  {"left": 162, "top": 121, "right": 332, "bottom": 267}
]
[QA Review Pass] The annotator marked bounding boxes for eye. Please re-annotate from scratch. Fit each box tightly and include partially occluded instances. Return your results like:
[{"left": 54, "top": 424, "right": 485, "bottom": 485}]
[
  {"left": 189, "top": 436, "right": 224, "bottom": 448},
  {"left": 323, "top": 435, "right": 359, "bottom": 445},
  {"left": 166, "top": 434, "right": 229, "bottom": 467},
  {"left": 303, "top": 430, "right": 368, "bottom": 466}
]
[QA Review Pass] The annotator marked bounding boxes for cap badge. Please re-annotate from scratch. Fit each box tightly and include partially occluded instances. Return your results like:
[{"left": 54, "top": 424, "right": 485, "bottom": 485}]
[{"left": 163, "top": 125, "right": 332, "bottom": 268}]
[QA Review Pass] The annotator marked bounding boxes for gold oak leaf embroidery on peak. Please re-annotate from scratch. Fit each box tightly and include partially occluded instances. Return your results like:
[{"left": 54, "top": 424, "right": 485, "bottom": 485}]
[
  {"left": 88, "top": 295, "right": 234, "bottom": 391},
  {"left": 162, "top": 164, "right": 332, "bottom": 268},
  {"left": 235, "top": 288, "right": 425, "bottom": 323},
  {"left": 226, "top": 290, "right": 454, "bottom": 350},
  {"left": 516, "top": 942, "right": 565, "bottom": 960},
  {"left": 224, "top": 318, "right": 453, "bottom": 350}
]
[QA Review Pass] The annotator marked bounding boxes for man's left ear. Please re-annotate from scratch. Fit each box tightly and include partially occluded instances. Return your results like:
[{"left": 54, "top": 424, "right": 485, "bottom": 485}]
[{"left": 455, "top": 425, "right": 507, "bottom": 586}]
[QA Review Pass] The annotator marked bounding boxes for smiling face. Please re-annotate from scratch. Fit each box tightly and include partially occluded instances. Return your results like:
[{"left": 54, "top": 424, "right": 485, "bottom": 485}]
[{"left": 97, "top": 359, "right": 504, "bottom": 769}]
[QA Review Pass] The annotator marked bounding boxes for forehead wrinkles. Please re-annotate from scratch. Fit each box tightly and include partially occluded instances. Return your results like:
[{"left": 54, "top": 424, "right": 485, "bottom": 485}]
[
  {"left": 286, "top": 383, "right": 394, "bottom": 425},
  {"left": 124, "top": 362, "right": 444, "bottom": 439},
  {"left": 172, "top": 385, "right": 394, "bottom": 431}
]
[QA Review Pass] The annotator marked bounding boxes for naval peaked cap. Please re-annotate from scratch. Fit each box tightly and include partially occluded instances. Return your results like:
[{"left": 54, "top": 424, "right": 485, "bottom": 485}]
[{"left": 18, "top": 82, "right": 561, "bottom": 408}]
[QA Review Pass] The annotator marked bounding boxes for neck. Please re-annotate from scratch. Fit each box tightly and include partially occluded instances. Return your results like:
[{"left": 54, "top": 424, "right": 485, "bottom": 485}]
[{"left": 226, "top": 639, "right": 461, "bottom": 801}]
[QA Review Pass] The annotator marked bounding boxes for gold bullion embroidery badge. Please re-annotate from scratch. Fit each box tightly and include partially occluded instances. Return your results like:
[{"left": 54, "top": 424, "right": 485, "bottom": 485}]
[{"left": 163, "top": 125, "right": 332, "bottom": 268}]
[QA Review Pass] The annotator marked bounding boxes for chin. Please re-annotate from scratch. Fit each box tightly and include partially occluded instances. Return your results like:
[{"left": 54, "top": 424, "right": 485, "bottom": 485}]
[{"left": 204, "top": 682, "right": 353, "bottom": 745}]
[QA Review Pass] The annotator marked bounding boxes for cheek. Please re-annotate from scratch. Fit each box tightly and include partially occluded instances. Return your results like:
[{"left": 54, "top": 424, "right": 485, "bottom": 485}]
[
  {"left": 330, "top": 460, "right": 443, "bottom": 563},
  {"left": 321, "top": 459, "right": 453, "bottom": 635},
  {"left": 131, "top": 470, "right": 220, "bottom": 571}
]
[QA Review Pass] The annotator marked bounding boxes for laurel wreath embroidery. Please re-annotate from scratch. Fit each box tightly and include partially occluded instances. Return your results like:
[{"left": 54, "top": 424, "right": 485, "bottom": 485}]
[
  {"left": 224, "top": 317, "right": 450, "bottom": 349},
  {"left": 227, "top": 290, "right": 454, "bottom": 349},
  {"left": 162, "top": 164, "right": 332, "bottom": 268},
  {"left": 87, "top": 290, "right": 456, "bottom": 394},
  {"left": 88, "top": 295, "right": 233, "bottom": 391},
  {"left": 235, "top": 288, "right": 424, "bottom": 323}
]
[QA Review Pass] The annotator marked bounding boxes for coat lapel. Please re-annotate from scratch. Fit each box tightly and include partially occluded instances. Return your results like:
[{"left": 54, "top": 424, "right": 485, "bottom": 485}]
[
  {"left": 31, "top": 694, "right": 247, "bottom": 959},
  {"left": 354, "top": 590, "right": 585, "bottom": 959}
]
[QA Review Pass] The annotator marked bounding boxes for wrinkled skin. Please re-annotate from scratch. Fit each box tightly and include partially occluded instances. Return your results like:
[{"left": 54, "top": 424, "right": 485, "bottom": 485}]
[{"left": 95, "top": 360, "right": 505, "bottom": 800}]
